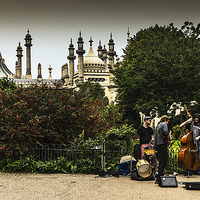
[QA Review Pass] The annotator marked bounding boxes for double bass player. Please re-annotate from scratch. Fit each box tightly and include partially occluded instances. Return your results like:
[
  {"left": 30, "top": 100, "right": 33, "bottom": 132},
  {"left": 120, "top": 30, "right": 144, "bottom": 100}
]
[{"left": 179, "top": 113, "right": 200, "bottom": 175}]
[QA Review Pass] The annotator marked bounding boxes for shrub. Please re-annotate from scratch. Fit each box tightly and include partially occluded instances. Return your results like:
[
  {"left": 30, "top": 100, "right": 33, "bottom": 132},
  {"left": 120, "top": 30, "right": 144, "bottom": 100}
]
[{"left": 0, "top": 85, "right": 111, "bottom": 158}]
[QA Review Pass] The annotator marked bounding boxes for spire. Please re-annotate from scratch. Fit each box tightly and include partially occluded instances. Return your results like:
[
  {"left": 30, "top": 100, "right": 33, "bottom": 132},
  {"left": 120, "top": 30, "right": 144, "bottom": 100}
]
[
  {"left": 48, "top": 65, "right": 52, "bottom": 79},
  {"left": 89, "top": 37, "right": 93, "bottom": 46},
  {"left": 69, "top": 38, "right": 73, "bottom": 48},
  {"left": 98, "top": 40, "right": 102, "bottom": 49},
  {"left": 97, "top": 40, "right": 103, "bottom": 59},
  {"left": 127, "top": 27, "right": 131, "bottom": 45}
]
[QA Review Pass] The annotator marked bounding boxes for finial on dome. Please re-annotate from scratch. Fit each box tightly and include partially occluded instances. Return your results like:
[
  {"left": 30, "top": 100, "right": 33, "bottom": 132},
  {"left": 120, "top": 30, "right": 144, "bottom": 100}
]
[
  {"left": 27, "top": 29, "right": 29, "bottom": 34},
  {"left": 70, "top": 38, "right": 72, "bottom": 44},
  {"left": 98, "top": 40, "right": 102, "bottom": 49},
  {"left": 79, "top": 31, "right": 81, "bottom": 37},
  {"left": 89, "top": 37, "right": 93, "bottom": 46},
  {"left": 110, "top": 33, "right": 112, "bottom": 39}
]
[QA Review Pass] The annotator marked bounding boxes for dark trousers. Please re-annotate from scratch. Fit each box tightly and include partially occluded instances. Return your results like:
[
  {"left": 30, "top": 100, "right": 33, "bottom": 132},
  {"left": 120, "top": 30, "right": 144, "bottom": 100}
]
[{"left": 156, "top": 144, "right": 168, "bottom": 177}]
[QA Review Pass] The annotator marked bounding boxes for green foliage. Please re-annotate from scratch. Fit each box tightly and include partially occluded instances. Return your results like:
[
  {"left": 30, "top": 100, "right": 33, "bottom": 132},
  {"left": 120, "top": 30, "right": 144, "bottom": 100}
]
[
  {"left": 172, "top": 124, "right": 190, "bottom": 141},
  {"left": 101, "top": 101, "right": 124, "bottom": 128},
  {"left": 0, "top": 77, "right": 17, "bottom": 93},
  {"left": 0, "top": 85, "right": 111, "bottom": 158},
  {"left": 78, "top": 81, "right": 106, "bottom": 100},
  {"left": 104, "top": 124, "right": 136, "bottom": 147},
  {"left": 112, "top": 22, "right": 200, "bottom": 117},
  {"left": 0, "top": 155, "right": 97, "bottom": 173}
]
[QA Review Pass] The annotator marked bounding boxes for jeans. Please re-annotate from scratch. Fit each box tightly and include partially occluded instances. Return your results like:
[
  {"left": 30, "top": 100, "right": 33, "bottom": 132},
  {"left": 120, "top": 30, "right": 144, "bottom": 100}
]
[{"left": 156, "top": 144, "right": 168, "bottom": 177}]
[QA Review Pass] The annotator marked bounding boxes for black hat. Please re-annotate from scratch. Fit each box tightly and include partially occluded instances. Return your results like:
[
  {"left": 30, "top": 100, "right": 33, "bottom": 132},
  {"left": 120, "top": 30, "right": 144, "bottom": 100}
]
[{"left": 144, "top": 116, "right": 152, "bottom": 121}]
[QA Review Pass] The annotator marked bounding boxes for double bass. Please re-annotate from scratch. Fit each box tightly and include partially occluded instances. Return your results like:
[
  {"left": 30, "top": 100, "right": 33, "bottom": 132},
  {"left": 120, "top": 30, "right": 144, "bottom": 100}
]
[{"left": 178, "top": 109, "right": 200, "bottom": 173}]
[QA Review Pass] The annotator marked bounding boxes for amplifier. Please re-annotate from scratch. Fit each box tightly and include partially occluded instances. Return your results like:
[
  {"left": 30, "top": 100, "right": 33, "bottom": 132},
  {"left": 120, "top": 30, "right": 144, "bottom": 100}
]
[{"left": 158, "top": 176, "right": 178, "bottom": 187}]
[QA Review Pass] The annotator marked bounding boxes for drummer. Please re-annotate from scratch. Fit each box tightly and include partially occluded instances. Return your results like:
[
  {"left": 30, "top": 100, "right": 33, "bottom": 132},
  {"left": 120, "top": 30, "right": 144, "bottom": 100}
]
[{"left": 137, "top": 116, "right": 157, "bottom": 169}]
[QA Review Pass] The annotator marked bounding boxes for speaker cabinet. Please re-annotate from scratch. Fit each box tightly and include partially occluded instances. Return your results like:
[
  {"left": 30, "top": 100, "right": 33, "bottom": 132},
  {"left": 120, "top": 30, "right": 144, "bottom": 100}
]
[{"left": 158, "top": 176, "right": 178, "bottom": 187}]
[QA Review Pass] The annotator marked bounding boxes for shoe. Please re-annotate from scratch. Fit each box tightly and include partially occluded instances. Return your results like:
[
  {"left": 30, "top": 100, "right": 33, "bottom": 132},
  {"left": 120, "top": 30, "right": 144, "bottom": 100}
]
[{"left": 155, "top": 178, "right": 158, "bottom": 184}]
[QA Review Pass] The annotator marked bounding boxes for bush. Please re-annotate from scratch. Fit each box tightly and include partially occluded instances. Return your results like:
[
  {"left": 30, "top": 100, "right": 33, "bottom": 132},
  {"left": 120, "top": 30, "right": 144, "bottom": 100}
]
[{"left": 0, "top": 85, "right": 111, "bottom": 158}]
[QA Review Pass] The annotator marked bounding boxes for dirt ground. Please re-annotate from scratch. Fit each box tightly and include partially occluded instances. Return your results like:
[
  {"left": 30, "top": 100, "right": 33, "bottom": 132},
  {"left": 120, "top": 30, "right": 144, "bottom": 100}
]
[{"left": 0, "top": 172, "right": 199, "bottom": 200}]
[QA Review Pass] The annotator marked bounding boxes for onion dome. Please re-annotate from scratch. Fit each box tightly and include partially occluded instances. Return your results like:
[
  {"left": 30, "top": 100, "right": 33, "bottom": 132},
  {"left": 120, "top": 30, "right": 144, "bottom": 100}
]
[{"left": 83, "top": 37, "right": 105, "bottom": 71}]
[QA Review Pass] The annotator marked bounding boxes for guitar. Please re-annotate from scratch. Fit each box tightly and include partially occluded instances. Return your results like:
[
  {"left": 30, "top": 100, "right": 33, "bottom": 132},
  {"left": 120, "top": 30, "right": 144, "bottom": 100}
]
[
  {"left": 164, "top": 131, "right": 172, "bottom": 145},
  {"left": 157, "top": 127, "right": 172, "bottom": 145}
]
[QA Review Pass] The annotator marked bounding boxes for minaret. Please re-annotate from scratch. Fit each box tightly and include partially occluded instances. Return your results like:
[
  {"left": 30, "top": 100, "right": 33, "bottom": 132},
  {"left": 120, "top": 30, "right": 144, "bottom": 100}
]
[
  {"left": 61, "top": 63, "right": 69, "bottom": 85},
  {"left": 76, "top": 31, "right": 85, "bottom": 85},
  {"left": 15, "top": 61, "right": 20, "bottom": 79},
  {"left": 24, "top": 29, "right": 32, "bottom": 79},
  {"left": 107, "top": 33, "right": 116, "bottom": 70},
  {"left": 16, "top": 42, "right": 23, "bottom": 79},
  {"left": 97, "top": 40, "right": 103, "bottom": 59},
  {"left": 127, "top": 27, "right": 131, "bottom": 45},
  {"left": 48, "top": 65, "right": 52, "bottom": 79},
  {"left": 67, "top": 39, "right": 76, "bottom": 86},
  {"left": 102, "top": 45, "right": 107, "bottom": 70},
  {"left": 37, "top": 63, "right": 42, "bottom": 81}
]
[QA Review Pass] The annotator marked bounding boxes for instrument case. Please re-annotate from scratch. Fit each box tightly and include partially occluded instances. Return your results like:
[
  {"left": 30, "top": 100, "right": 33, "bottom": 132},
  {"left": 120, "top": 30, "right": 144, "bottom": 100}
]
[{"left": 182, "top": 182, "right": 200, "bottom": 190}]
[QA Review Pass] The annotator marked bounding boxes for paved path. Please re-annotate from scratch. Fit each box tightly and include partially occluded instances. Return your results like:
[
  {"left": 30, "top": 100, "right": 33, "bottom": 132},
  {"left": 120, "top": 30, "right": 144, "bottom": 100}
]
[{"left": 0, "top": 172, "right": 199, "bottom": 199}]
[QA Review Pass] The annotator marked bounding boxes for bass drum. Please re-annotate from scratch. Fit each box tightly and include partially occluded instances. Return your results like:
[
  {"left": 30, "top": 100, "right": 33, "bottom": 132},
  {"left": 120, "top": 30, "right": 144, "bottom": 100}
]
[
  {"left": 144, "top": 146, "right": 155, "bottom": 156},
  {"left": 136, "top": 159, "right": 152, "bottom": 178}
]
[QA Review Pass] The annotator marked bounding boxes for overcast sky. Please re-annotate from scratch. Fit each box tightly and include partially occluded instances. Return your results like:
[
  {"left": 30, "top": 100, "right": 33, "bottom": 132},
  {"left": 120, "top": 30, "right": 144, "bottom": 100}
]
[{"left": 0, "top": 0, "right": 200, "bottom": 79}]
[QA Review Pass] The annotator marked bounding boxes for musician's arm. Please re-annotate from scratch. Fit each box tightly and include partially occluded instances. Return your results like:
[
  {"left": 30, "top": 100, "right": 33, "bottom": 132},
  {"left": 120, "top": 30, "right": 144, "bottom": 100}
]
[
  {"left": 179, "top": 117, "right": 192, "bottom": 128},
  {"left": 168, "top": 131, "right": 172, "bottom": 141},
  {"left": 151, "top": 134, "right": 154, "bottom": 141},
  {"left": 195, "top": 135, "right": 200, "bottom": 141}
]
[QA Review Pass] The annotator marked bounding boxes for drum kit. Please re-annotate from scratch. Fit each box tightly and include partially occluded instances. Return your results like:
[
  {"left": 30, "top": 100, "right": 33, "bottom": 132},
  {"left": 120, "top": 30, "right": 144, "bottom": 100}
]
[
  {"left": 126, "top": 133, "right": 157, "bottom": 179},
  {"left": 136, "top": 146, "right": 157, "bottom": 178}
]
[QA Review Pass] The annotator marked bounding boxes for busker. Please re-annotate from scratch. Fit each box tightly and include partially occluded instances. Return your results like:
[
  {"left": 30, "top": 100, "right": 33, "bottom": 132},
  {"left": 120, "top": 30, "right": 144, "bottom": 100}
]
[
  {"left": 179, "top": 113, "right": 200, "bottom": 175},
  {"left": 154, "top": 115, "right": 172, "bottom": 184},
  {"left": 137, "top": 116, "right": 157, "bottom": 169}
]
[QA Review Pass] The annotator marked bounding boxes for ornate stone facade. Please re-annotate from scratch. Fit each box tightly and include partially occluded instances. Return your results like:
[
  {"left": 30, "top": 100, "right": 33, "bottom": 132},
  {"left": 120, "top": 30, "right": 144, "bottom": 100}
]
[{"left": 0, "top": 29, "right": 131, "bottom": 102}]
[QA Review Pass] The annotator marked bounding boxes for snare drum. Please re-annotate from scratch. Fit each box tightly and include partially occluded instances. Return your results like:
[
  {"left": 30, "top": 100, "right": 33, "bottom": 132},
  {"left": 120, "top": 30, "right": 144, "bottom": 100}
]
[
  {"left": 136, "top": 159, "right": 152, "bottom": 178},
  {"left": 144, "top": 146, "right": 155, "bottom": 155}
]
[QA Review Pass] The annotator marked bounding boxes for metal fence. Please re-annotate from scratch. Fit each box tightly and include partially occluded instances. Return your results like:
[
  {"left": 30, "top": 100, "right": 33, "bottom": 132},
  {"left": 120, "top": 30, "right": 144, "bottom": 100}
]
[
  {"left": 30, "top": 143, "right": 184, "bottom": 174},
  {"left": 30, "top": 143, "right": 102, "bottom": 169}
]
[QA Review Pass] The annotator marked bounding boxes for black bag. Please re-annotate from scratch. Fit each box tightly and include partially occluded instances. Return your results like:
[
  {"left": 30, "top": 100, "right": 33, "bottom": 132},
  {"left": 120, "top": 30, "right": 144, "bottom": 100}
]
[
  {"left": 183, "top": 182, "right": 200, "bottom": 190},
  {"left": 131, "top": 170, "right": 154, "bottom": 181}
]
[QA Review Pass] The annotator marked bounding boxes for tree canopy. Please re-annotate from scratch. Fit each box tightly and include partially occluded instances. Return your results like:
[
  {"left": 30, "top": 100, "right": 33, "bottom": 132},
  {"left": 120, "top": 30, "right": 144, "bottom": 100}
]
[
  {"left": 112, "top": 22, "right": 200, "bottom": 117},
  {"left": 0, "top": 77, "right": 17, "bottom": 92},
  {"left": 78, "top": 81, "right": 106, "bottom": 100}
]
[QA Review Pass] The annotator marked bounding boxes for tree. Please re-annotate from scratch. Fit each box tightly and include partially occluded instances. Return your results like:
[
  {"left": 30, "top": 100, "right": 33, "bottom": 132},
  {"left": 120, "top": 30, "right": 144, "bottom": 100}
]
[
  {"left": 0, "top": 77, "right": 17, "bottom": 92},
  {"left": 78, "top": 81, "right": 106, "bottom": 100},
  {"left": 0, "top": 86, "right": 111, "bottom": 158},
  {"left": 112, "top": 22, "right": 200, "bottom": 117}
]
